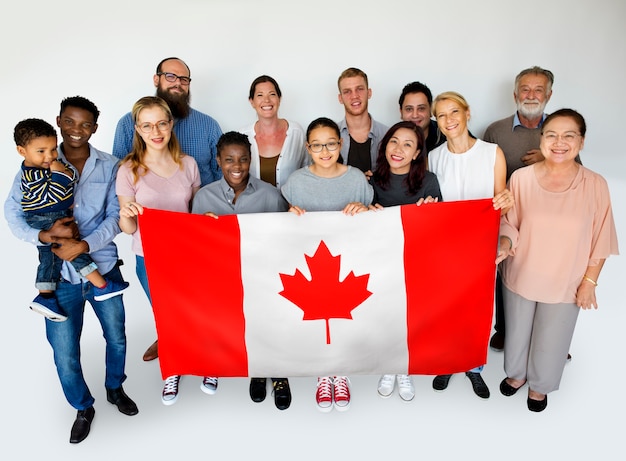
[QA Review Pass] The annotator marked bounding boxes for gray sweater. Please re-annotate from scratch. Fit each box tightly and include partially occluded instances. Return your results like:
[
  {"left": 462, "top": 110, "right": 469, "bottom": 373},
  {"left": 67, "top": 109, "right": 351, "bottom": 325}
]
[
  {"left": 483, "top": 114, "right": 540, "bottom": 181},
  {"left": 281, "top": 166, "right": 373, "bottom": 211}
]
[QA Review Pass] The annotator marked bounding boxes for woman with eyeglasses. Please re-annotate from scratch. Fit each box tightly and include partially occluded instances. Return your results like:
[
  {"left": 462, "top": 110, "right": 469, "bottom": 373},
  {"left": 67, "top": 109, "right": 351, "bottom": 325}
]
[
  {"left": 496, "top": 108, "right": 618, "bottom": 412},
  {"left": 116, "top": 96, "right": 217, "bottom": 406},
  {"left": 239, "top": 75, "right": 309, "bottom": 190}
]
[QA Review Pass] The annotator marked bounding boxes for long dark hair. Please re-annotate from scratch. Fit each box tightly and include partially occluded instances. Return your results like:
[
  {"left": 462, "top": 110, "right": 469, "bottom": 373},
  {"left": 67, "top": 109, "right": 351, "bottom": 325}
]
[{"left": 372, "top": 121, "right": 426, "bottom": 194}]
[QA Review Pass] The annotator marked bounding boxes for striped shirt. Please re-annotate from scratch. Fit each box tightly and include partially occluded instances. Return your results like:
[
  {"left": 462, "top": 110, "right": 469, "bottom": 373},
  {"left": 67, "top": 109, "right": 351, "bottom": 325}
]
[{"left": 20, "top": 160, "right": 77, "bottom": 212}]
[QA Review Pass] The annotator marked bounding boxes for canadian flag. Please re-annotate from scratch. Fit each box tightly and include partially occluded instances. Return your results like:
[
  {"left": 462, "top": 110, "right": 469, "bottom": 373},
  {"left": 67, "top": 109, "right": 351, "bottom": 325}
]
[{"left": 139, "top": 200, "right": 499, "bottom": 378}]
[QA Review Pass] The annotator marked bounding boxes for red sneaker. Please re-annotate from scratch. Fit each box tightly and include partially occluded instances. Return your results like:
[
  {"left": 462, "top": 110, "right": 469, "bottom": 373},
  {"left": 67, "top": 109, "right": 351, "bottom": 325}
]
[
  {"left": 333, "top": 376, "right": 351, "bottom": 411},
  {"left": 316, "top": 376, "right": 333, "bottom": 412}
]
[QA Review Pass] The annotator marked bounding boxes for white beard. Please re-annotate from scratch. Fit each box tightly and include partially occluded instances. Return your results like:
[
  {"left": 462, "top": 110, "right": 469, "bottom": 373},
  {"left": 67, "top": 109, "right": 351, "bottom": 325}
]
[{"left": 517, "top": 99, "right": 547, "bottom": 120}]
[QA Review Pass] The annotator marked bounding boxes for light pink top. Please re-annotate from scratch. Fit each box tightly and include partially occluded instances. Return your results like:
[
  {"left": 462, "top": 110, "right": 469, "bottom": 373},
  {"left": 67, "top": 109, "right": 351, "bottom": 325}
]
[
  {"left": 116, "top": 155, "right": 200, "bottom": 256},
  {"left": 500, "top": 164, "right": 619, "bottom": 304}
]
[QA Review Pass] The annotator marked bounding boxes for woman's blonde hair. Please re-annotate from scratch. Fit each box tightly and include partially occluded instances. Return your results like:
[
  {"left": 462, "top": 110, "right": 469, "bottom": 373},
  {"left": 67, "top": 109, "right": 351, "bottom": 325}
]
[
  {"left": 122, "top": 96, "right": 184, "bottom": 183},
  {"left": 431, "top": 91, "right": 470, "bottom": 118}
]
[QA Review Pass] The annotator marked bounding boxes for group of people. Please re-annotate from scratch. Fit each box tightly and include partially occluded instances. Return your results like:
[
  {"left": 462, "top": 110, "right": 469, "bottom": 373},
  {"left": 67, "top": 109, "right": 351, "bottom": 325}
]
[{"left": 4, "top": 58, "right": 618, "bottom": 443}]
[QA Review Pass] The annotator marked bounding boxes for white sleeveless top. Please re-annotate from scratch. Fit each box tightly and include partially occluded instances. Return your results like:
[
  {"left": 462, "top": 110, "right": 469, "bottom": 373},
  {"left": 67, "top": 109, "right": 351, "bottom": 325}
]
[{"left": 428, "top": 138, "right": 496, "bottom": 202}]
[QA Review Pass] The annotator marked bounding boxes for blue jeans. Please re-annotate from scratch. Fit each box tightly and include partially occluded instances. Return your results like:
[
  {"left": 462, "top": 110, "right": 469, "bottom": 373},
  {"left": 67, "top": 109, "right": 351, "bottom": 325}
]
[
  {"left": 26, "top": 210, "right": 98, "bottom": 290},
  {"left": 135, "top": 255, "right": 151, "bottom": 303},
  {"left": 46, "top": 264, "right": 127, "bottom": 410}
]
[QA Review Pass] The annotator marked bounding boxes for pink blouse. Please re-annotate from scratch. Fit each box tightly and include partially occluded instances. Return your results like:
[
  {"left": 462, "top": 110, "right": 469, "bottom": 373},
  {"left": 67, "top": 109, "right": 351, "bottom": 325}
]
[
  {"left": 500, "top": 164, "right": 619, "bottom": 304},
  {"left": 116, "top": 155, "right": 200, "bottom": 256}
]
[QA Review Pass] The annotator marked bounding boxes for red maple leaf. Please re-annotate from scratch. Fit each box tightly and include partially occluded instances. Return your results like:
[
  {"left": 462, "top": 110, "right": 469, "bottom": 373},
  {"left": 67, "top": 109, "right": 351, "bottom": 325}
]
[{"left": 279, "top": 240, "right": 373, "bottom": 344}]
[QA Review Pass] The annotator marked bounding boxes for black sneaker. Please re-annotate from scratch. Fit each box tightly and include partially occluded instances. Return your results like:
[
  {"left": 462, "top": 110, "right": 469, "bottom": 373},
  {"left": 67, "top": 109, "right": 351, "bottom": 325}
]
[
  {"left": 249, "top": 378, "right": 267, "bottom": 402},
  {"left": 433, "top": 374, "right": 452, "bottom": 391},
  {"left": 272, "top": 378, "right": 291, "bottom": 410},
  {"left": 465, "top": 372, "right": 490, "bottom": 399}
]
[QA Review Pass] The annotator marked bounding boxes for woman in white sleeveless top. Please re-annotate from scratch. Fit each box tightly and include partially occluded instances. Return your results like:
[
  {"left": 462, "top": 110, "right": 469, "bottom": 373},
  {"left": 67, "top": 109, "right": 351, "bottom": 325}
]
[{"left": 428, "top": 91, "right": 512, "bottom": 399}]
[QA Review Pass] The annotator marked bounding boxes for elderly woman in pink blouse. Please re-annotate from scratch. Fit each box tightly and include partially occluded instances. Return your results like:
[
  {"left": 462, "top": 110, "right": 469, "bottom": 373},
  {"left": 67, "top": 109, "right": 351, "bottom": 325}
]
[{"left": 496, "top": 108, "right": 619, "bottom": 412}]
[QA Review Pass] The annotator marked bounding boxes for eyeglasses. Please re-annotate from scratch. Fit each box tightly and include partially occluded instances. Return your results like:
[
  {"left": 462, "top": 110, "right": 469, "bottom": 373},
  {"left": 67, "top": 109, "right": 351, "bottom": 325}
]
[
  {"left": 308, "top": 142, "right": 340, "bottom": 153},
  {"left": 136, "top": 120, "right": 172, "bottom": 133},
  {"left": 543, "top": 132, "right": 581, "bottom": 143},
  {"left": 157, "top": 72, "right": 191, "bottom": 85}
]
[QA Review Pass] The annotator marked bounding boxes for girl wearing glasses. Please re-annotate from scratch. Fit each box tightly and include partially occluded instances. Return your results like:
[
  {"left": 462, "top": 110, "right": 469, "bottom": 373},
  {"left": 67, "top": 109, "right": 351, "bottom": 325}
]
[
  {"left": 116, "top": 96, "right": 216, "bottom": 406},
  {"left": 282, "top": 117, "right": 372, "bottom": 215},
  {"left": 282, "top": 117, "right": 373, "bottom": 412}
]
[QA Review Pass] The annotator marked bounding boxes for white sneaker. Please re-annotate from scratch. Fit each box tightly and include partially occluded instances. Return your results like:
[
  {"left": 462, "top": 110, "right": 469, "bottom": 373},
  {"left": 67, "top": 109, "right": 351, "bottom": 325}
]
[
  {"left": 333, "top": 376, "right": 351, "bottom": 412},
  {"left": 162, "top": 375, "right": 181, "bottom": 405},
  {"left": 377, "top": 374, "right": 396, "bottom": 398},
  {"left": 397, "top": 374, "right": 415, "bottom": 401},
  {"left": 200, "top": 376, "right": 218, "bottom": 395}
]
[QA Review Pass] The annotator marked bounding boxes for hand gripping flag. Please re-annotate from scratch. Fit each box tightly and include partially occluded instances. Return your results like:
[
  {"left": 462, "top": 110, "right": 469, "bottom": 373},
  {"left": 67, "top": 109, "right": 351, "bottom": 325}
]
[{"left": 139, "top": 200, "right": 500, "bottom": 378}]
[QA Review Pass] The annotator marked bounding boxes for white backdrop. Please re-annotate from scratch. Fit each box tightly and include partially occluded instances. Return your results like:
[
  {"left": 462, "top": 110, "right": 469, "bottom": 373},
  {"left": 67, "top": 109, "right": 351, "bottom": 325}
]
[{"left": 1, "top": 1, "right": 625, "bottom": 459}]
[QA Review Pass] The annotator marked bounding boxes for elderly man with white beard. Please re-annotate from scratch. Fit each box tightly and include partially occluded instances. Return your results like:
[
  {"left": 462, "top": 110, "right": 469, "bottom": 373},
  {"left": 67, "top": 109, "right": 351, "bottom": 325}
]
[
  {"left": 483, "top": 65, "right": 581, "bottom": 353},
  {"left": 484, "top": 66, "right": 559, "bottom": 179}
]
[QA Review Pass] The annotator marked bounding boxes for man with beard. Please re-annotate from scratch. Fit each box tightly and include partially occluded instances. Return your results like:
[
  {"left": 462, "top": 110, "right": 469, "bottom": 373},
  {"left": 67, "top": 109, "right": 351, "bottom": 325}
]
[
  {"left": 484, "top": 66, "right": 580, "bottom": 353},
  {"left": 336, "top": 67, "right": 388, "bottom": 178},
  {"left": 484, "top": 66, "right": 555, "bottom": 182},
  {"left": 112, "top": 57, "right": 222, "bottom": 187}
]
